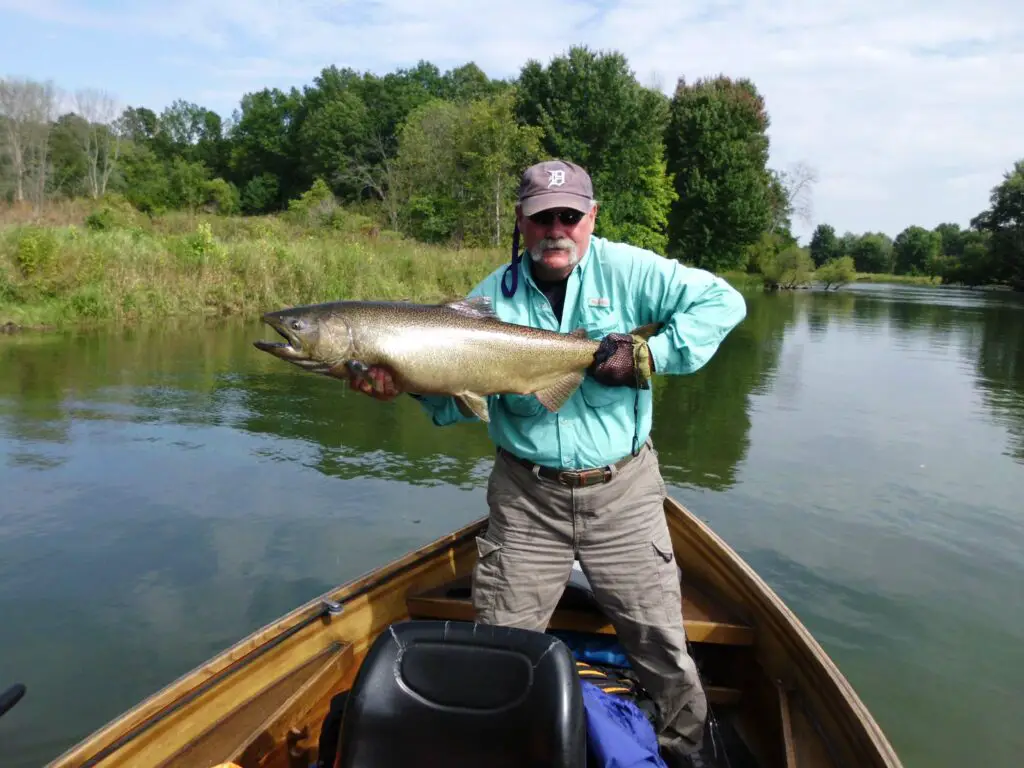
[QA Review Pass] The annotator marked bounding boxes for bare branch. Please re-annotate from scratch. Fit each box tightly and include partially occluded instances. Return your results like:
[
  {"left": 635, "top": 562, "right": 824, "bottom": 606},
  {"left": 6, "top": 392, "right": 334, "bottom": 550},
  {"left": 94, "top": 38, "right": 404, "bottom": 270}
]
[
  {"left": 335, "top": 129, "right": 401, "bottom": 229},
  {"left": 72, "top": 87, "right": 123, "bottom": 198},
  {"left": 0, "top": 76, "right": 59, "bottom": 207},
  {"left": 779, "top": 160, "right": 818, "bottom": 226}
]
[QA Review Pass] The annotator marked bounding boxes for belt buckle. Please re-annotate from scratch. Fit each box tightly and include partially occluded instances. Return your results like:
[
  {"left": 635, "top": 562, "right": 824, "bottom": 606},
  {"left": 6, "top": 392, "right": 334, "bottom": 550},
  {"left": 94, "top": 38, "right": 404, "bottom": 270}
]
[
  {"left": 556, "top": 470, "right": 577, "bottom": 487},
  {"left": 559, "top": 468, "right": 608, "bottom": 488}
]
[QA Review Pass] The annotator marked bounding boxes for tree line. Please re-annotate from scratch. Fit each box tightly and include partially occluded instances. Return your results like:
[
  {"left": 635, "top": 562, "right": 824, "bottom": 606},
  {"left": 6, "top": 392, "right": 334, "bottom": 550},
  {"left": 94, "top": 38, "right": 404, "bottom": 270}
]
[
  {"left": 808, "top": 171, "right": 1024, "bottom": 291},
  {"left": 1, "top": 46, "right": 1021, "bottom": 290}
]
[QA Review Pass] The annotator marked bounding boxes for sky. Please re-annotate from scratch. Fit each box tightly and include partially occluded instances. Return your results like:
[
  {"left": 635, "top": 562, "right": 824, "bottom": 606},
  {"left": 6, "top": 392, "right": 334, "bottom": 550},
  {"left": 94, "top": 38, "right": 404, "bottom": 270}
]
[{"left": 1, "top": 0, "right": 1021, "bottom": 243}]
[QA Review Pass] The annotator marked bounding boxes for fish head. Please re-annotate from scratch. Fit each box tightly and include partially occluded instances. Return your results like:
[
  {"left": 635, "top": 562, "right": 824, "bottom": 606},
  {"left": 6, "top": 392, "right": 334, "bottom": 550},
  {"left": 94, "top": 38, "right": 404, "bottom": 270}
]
[{"left": 253, "top": 304, "right": 354, "bottom": 374}]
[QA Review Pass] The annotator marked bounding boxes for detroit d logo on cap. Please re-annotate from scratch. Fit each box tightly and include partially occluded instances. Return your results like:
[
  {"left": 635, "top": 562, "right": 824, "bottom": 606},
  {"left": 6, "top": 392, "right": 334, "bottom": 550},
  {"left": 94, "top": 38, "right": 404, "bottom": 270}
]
[{"left": 546, "top": 169, "right": 566, "bottom": 187}]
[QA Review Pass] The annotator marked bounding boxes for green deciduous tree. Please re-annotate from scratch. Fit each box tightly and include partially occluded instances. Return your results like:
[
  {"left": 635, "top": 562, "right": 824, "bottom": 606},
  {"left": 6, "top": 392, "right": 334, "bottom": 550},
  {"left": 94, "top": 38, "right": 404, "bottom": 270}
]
[
  {"left": 892, "top": 225, "right": 942, "bottom": 275},
  {"left": 664, "top": 75, "right": 774, "bottom": 271},
  {"left": 516, "top": 46, "right": 677, "bottom": 252},
  {"left": 971, "top": 159, "right": 1024, "bottom": 290},
  {"left": 815, "top": 256, "right": 856, "bottom": 290},
  {"left": 809, "top": 224, "right": 841, "bottom": 267},
  {"left": 116, "top": 141, "right": 170, "bottom": 213},
  {"left": 227, "top": 87, "right": 305, "bottom": 210},
  {"left": 392, "top": 91, "right": 543, "bottom": 247},
  {"left": 849, "top": 232, "right": 893, "bottom": 273},
  {"left": 47, "top": 113, "right": 90, "bottom": 197},
  {"left": 758, "top": 246, "right": 815, "bottom": 290}
]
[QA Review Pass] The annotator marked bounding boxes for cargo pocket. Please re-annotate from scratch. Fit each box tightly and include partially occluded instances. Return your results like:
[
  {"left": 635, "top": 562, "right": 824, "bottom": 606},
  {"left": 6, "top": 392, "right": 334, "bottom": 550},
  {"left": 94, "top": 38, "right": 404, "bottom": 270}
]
[
  {"left": 472, "top": 535, "right": 504, "bottom": 620},
  {"left": 652, "top": 532, "right": 682, "bottom": 624},
  {"left": 652, "top": 537, "right": 674, "bottom": 565}
]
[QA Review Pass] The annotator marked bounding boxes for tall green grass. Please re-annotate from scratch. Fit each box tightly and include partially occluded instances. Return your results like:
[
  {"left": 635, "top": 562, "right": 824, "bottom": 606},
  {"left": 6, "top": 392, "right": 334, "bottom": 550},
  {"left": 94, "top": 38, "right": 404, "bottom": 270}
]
[
  {"left": 1, "top": 201, "right": 771, "bottom": 331},
  {"left": 0, "top": 208, "right": 512, "bottom": 330}
]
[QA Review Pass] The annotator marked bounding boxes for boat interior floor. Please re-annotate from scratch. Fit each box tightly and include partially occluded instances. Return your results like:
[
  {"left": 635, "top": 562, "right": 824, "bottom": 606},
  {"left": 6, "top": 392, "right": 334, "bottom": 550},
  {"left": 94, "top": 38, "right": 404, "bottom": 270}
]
[
  {"left": 695, "top": 711, "right": 762, "bottom": 768},
  {"left": 394, "top": 569, "right": 773, "bottom": 768}
]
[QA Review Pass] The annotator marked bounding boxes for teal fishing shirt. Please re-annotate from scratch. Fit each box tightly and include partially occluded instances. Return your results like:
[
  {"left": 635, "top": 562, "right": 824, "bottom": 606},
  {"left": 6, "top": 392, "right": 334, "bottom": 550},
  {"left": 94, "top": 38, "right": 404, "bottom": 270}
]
[{"left": 412, "top": 236, "right": 747, "bottom": 469}]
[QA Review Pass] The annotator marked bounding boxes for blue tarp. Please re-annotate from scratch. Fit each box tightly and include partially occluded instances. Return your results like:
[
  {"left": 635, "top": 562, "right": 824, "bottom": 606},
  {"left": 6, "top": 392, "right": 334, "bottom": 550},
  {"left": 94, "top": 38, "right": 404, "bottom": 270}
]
[
  {"left": 550, "top": 629, "right": 633, "bottom": 669},
  {"left": 581, "top": 680, "right": 667, "bottom": 768}
]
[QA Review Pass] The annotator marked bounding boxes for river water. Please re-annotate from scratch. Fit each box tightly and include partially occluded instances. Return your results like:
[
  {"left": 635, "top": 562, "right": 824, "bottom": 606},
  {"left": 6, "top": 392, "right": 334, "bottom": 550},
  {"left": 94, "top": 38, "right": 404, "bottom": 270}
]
[{"left": 1, "top": 284, "right": 1022, "bottom": 767}]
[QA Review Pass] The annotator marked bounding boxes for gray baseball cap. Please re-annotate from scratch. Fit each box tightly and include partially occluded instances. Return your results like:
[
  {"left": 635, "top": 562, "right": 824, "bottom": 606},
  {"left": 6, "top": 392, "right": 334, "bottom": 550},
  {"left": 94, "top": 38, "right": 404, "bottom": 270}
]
[{"left": 517, "top": 160, "right": 594, "bottom": 216}]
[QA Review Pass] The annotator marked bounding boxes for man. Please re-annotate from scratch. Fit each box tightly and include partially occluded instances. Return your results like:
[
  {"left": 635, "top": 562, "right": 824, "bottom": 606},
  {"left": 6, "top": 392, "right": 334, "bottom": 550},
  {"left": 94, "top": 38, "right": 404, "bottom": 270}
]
[{"left": 349, "top": 159, "right": 747, "bottom": 765}]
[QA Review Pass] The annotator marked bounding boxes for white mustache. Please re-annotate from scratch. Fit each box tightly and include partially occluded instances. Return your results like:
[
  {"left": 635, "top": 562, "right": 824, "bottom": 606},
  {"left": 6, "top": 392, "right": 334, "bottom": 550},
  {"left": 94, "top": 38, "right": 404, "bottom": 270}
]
[{"left": 529, "top": 238, "right": 578, "bottom": 263}]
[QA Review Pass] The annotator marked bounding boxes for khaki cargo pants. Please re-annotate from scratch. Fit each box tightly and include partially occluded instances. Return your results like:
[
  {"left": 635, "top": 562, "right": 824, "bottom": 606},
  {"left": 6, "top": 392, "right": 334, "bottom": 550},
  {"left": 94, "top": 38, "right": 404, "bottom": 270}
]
[{"left": 471, "top": 441, "right": 708, "bottom": 756}]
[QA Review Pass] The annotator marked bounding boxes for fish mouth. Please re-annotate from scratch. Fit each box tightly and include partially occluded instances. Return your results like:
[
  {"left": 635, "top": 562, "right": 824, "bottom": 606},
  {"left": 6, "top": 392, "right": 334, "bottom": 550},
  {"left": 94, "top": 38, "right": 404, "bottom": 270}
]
[
  {"left": 253, "top": 315, "right": 339, "bottom": 373},
  {"left": 253, "top": 318, "right": 312, "bottom": 363}
]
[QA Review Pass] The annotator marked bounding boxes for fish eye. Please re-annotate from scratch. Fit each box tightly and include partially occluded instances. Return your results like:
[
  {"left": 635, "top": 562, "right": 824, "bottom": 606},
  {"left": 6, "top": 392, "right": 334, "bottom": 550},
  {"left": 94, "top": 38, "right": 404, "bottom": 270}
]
[{"left": 289, "top": 319, "right": 305, "bottom": 331}]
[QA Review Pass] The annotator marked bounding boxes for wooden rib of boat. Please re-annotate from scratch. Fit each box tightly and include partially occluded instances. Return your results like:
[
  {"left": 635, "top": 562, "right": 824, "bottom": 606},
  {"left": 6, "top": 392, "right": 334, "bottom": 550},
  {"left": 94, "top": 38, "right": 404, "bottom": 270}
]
[{"left": 42, "top": 497, "right": 903, "bottom": 768}]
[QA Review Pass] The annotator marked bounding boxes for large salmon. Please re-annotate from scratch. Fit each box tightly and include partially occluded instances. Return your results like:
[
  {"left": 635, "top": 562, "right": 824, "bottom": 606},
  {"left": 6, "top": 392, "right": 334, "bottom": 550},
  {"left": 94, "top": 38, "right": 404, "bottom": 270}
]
[{"left": 253, "top": 296, "right": 658, "bottom": 422}]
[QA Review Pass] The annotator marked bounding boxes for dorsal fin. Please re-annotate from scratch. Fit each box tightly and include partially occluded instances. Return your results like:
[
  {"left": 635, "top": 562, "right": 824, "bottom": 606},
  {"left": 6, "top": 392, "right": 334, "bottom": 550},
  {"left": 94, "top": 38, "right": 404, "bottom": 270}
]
[{"left": 444, "top": 296, "right": 498, "bottom": 320}]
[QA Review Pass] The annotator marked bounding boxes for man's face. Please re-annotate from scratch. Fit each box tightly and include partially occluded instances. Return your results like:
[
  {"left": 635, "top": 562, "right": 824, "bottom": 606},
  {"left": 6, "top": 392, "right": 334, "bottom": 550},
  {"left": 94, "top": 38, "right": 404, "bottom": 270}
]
[{"left": 517, "top": 203, "right": 597, "bottom": 279}]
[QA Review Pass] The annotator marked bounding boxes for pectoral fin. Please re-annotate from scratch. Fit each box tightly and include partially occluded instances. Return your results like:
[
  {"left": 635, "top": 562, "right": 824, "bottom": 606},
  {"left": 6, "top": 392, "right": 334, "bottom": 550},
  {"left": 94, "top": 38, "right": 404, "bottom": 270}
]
[
  {"left": 534, "top": 371, "right": 584, "bottom": 412},
  {"left": 456, "top": 392, "right": 490, "bottom": 422},
  {"left": 332, "top": 359, "right": 372, "bottom": 385}
]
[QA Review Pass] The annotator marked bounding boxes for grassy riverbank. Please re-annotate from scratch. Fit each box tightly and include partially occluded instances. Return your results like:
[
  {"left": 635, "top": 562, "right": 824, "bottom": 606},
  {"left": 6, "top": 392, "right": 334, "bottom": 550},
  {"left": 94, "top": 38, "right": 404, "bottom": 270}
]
[
  {"left": 0, "top": 204, "right": 514, "bottom": 330},
  {"left": 0, "top": 202, "right": 936, "bottom": 331}
]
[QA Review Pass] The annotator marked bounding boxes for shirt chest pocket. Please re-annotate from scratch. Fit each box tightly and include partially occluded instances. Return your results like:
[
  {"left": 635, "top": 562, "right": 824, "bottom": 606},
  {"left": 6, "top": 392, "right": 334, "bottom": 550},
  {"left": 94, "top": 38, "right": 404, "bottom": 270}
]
[
  {"left": 577, "top": 310, "right": 627, "bottom": 409},
  {"left": 579, "top": 307, "right": 619, "bottom": 341}
]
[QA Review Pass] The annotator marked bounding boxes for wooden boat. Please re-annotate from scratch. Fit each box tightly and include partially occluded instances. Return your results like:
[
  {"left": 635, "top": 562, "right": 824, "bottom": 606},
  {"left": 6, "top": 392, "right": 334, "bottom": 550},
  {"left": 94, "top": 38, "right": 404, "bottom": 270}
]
[{"left": 40, "top": 497, "right": 903, "bottom": 768}]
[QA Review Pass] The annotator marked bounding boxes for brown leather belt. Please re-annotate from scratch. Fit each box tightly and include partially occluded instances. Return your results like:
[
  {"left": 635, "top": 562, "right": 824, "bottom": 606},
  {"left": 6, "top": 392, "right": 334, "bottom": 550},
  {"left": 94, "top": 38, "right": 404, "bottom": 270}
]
[{"left": 497, "top": 446, "right": 640, "bottom": 488}]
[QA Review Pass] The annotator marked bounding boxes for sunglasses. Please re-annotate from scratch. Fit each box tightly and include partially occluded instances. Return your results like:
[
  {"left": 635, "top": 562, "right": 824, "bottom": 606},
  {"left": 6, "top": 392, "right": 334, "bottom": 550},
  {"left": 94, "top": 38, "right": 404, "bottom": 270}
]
[{"left": 528, "top": 209, "right": 586, "bottom": 227}]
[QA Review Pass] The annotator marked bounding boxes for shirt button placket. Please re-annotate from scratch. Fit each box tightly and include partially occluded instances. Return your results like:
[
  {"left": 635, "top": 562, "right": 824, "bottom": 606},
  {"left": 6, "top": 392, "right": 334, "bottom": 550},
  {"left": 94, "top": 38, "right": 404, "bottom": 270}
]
[{"left": 559, "top": 415, "right": 572, "bottom": 469}]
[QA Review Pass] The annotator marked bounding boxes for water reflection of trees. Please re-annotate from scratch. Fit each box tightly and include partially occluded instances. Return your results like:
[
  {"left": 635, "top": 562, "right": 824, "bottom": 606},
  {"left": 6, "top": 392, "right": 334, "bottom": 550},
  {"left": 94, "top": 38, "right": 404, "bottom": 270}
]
[
  {"left": 236, "top": 369, "right": 497, "bottom": 488},
  {"left": 0, "top": 295, "right": 804, "bottom": 492},
  {"left": 973, "top": 301, "right": 1024, "bottom": 463},
  {"left": 652, "top": 291, "right": 799, "bottom": 490},
  {"left": 0, "top": 337, "right": 74, "bottom": 452},
  {"left": 871, "top": 287, "right": 1024, "bottom": 463},
  {"left": 5, "top": 286, "right": 1020, "bottom": 482},
  {"left": 796, "top": 285, "right": 1024, "bottom": 464}
]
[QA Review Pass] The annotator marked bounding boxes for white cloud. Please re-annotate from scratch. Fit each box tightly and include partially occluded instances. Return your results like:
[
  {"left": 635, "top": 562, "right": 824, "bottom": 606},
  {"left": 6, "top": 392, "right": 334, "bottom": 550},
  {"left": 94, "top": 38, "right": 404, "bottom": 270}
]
[{"left": 2, "top": 0, "right": 1022, "bottom": 240}]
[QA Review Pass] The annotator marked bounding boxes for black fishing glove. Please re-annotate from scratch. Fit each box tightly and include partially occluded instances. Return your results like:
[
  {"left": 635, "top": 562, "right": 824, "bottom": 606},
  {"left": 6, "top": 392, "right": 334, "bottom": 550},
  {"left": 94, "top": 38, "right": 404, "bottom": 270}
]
[{"left": 588, "top": 332, "right": 655, "bottom": 389}]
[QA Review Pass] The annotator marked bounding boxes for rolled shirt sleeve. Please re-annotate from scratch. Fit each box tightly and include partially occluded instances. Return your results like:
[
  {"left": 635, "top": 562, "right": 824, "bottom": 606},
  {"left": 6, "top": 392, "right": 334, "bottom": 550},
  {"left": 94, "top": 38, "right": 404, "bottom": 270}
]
[{"left": 637, "top": 256, "right": 748, "bottom": 376}]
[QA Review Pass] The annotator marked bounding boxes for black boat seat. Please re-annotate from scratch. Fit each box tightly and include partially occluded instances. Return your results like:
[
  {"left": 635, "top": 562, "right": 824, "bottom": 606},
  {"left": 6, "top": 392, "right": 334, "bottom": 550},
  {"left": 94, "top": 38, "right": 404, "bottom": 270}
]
[{"left": 336, "top": 619, "right": 587, "bottom": 767}]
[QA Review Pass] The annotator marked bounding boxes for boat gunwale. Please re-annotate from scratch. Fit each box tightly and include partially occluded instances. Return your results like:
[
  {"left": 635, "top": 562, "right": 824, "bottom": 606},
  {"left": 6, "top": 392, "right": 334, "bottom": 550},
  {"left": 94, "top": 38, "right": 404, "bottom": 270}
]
[
  {"left": 45, "top": 517, "right": 486, "bottom": 767},
  {"left": 664, "top": 497, "right": 902, "bottom": 767}
]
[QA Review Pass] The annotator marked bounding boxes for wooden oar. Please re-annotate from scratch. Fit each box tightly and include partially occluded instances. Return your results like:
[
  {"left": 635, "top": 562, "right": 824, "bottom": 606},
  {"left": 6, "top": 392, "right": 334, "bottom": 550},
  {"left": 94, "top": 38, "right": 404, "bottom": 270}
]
[{"left": 0, "top": 683, "right": 26, "bottom": 719}]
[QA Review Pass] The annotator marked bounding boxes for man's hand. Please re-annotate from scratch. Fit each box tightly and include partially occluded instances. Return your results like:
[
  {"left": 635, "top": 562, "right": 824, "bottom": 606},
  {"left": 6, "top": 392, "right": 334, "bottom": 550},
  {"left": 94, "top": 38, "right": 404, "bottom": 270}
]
[
  {"left": 588, "top": 332, "right": 655, "bottom": 389},
  {"left": 346, "top": 363, "right": 403, "bottom": 401}
]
